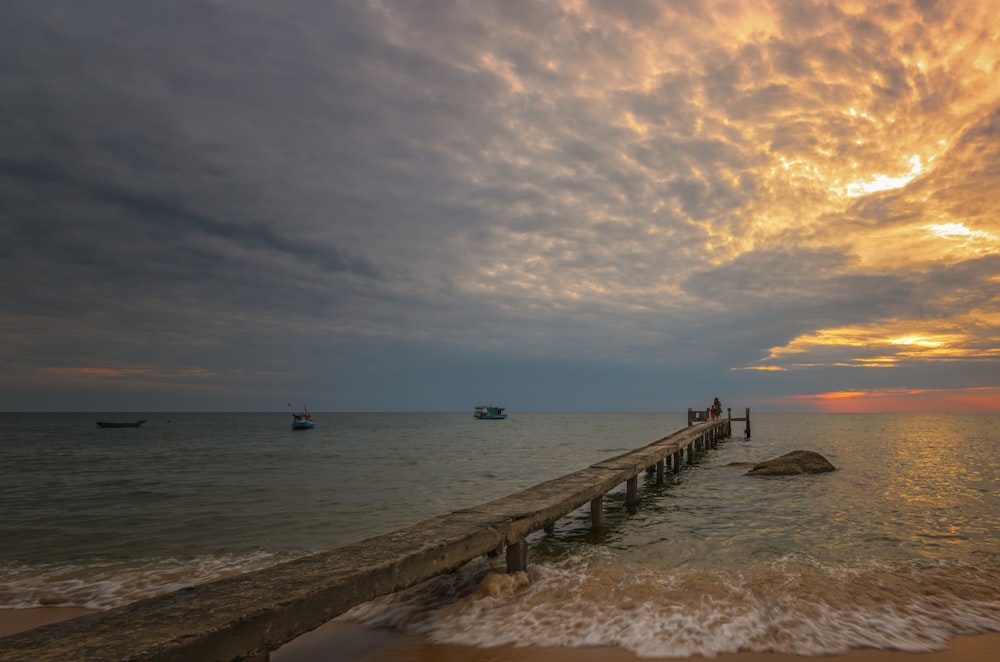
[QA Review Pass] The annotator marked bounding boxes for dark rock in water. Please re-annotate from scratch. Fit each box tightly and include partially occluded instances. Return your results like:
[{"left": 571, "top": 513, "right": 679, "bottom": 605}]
[
  {"left": 726, "top": 462, "right": 755, "bottom": 467},
  {"left": 746, "top": 450, "right": 835, "bottom": 476}
]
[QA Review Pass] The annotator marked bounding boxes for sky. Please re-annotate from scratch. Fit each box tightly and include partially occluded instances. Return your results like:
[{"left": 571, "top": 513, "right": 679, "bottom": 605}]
[{"left": 1, "top": 0, "right": 998, "bottom": 413}]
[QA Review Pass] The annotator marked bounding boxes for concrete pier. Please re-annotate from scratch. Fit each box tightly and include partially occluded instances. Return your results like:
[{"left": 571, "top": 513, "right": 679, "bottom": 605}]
[{"left": 0, "top": 414, "right": 738, "bottom": 662}]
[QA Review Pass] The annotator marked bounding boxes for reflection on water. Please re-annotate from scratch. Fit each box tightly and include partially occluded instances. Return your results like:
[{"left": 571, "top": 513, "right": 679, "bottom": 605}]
[{"left": 340, "top": 413, "right": 1000, "bottom": 657}]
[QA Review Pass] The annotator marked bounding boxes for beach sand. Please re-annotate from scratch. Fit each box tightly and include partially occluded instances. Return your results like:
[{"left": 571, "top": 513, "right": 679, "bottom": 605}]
[
  {"left": 4, "top": 608, "right": 997, "bottom": 662},
  {"left": 0, "top": 607, "right": 97, "bottom": 638}
]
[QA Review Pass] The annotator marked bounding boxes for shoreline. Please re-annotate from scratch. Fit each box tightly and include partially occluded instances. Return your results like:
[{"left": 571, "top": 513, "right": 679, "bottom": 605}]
[
  {"left": 273, "top": 620, "right": 1000, "bottom": 662},
  {"left": 0, "top": 607, "right": 98, "bottom": 638},
  {"left": 2, "top": 608, "right": 997, "bottom": 661}
]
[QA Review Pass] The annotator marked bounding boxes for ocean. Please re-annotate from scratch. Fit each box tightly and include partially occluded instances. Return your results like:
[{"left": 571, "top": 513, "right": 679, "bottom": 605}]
[{"left": 1, "top": 412, "right": 998, "bottom": 657}]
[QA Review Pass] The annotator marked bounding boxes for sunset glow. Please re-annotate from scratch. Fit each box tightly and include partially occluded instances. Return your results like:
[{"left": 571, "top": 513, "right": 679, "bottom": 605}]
[
  {"left": 783, "top": 387, "right": 1000, "bottom": 413},
  {"left": 757, "top": 313, "right": 998, "bottom": 369}
]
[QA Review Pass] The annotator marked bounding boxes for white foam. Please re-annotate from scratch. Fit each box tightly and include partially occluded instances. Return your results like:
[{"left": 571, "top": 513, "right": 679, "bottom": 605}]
[
  {"left": 0, "top": 550, "right": 285, "bottom": 610},
  {"left": 340, "top": 550, "right": 1000, "bottom": 658}
]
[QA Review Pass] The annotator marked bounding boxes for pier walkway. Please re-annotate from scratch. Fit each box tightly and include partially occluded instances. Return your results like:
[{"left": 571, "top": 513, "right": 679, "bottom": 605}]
[{"left": 1, "top": 410, "right": 745, "bottom": 662}]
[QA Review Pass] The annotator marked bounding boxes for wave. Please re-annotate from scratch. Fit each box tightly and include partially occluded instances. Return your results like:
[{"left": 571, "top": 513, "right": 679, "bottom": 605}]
[
  {"left": 0, "top": 550, "right": 290, "bottom": 610},
  {"left": 340, "top": 550, "right": 1000, "bottom": 657}
]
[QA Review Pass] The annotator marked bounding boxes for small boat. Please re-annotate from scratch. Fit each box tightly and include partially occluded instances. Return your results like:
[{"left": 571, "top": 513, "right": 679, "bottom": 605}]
[
  {"left": 288, "top": 403, "right": 315, "bottom": 430},
  {"left": 474, "top": 405, "right": 507, "bottom": 420},
  {"left": 96, "top": 420, "right": 146, "bottom": 428}
]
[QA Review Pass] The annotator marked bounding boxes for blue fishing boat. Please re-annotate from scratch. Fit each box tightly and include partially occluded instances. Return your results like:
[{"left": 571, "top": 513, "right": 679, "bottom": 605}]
[
  {"left": 291, "top": 412, "right": 314, "bottom": 429},
  {"left": 288, "top": 403, "right": 315, "bottom": 429},
  {"left": 474, "top": 405, "right": 507, "bottom": 420}
]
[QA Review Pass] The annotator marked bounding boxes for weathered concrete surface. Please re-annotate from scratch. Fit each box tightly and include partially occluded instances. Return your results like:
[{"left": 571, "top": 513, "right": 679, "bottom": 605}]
[
  {"left": 0, "top": 419, "right": 732, "bottom": 662},
  {"left": 746, "top": 450, "right": 836, "bottom": 476}
]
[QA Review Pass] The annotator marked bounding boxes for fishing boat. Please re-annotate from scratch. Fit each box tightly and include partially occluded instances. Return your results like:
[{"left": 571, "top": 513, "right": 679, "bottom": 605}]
[
  {"left": 96, "top": 420, "right": 146, "bottom": 428},
  {"left": 291, "top": 412, "right": 315, "bottom": 429},
  {"left": 288, "top": 403, "right": 315, "bottom": 429},
  {"left": 473, "top": 405, "right": 507, "bottom": 420}
]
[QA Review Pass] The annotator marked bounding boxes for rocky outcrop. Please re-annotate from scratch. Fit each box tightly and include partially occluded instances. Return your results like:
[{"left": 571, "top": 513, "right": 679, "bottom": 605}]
[{"left": 746, "top": 450, "right": 835, "bottom": 476}]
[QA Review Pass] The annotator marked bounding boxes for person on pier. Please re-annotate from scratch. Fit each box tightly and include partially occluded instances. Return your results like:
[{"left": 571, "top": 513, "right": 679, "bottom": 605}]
[{"left": 711, "top": 397, "right": 722, "bottom": 420}]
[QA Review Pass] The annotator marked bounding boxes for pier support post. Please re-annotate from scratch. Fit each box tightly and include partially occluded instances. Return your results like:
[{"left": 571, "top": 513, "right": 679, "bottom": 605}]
[
  {"left": 686, "top": 444, "right": 694, "bottom": 465},
  {"left": 673, "top": 450, "right": 681, "bottom": 472},
  {"left": 656, "top": 458, "right": 664, "bottom": 485},
  {"left": 626, "top": 476, "right": 639, "bottom": 505},
  {"left": 745, "top": 408, "right": 751, "bottom": 439},
  {"left": 506, "top": 540, "right": 528, "bottom": 573},
  {"left": 687, "top": 408, "right": 694, "bottom": 426},
  {"left": 590, "top": 495, "right": 604, "bottom": 529}
]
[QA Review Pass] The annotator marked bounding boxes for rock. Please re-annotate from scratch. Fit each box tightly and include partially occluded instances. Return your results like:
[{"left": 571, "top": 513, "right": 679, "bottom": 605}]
[
  {"left": 469, "top": 570, "right": 530, "bottom": 600},
  {"left": 746, "top": 450, "right": 835, "bottom": 476}
]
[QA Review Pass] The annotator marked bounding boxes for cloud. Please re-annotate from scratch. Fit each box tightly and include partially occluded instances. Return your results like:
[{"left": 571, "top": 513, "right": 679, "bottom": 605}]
[{"left": 1, "top": 0, "right": 998, "bottom": 412}]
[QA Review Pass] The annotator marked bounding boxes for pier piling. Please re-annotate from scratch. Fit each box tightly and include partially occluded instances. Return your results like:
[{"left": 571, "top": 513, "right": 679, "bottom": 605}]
[{"left": 591, "top": 495, "right": 604, "bottom": 529}]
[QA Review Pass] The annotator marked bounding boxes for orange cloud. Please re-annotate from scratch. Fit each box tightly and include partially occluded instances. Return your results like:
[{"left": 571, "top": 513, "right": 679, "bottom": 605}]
[{"left": 757, "top": 312, "right": 1000, "bottom": 369}]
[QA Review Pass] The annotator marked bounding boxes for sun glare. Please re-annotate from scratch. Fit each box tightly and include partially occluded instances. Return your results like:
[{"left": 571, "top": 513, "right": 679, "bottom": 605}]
[
  {"left": 924, "top": 222, "right": 995, "bottom": 241},
  {"left": 844, "top": 155, "right": 923, "bottom": 197},
  {"left": 889, "top": 335, "right": 945, "bottom": 348}
]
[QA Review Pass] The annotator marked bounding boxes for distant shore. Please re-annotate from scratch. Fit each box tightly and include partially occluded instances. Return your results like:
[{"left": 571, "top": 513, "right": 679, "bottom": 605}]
[{"left": 7, "top": 608, "right": 993, "bottom": 662}]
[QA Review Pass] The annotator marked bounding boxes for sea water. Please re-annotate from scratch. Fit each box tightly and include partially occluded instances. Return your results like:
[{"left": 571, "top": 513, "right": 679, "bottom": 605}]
[{"left": 1, "top": 412, "right": 998, "bottom": 656}]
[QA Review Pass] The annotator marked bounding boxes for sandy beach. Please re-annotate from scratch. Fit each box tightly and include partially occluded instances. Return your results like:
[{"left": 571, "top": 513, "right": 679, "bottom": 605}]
[
  {"left": 0, "top": 607, "right": 97, "bottom": 638},
  {"left": 3, "top": 608, "right": 997, "bottom": 661}
]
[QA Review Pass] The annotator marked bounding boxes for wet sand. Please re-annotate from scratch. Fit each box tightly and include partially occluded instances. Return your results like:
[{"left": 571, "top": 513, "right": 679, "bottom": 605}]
[
  {"left": 0, "top": 607, "right": 97, "bottom": 637},
  {"left": 4, "top": 608, "right": 997, "bottom": 662}
]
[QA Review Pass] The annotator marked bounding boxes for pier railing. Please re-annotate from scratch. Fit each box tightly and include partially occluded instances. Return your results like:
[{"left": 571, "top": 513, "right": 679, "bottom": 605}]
[
  {"left": 689, "top": 406, "right": 751, "bottom": 438},
  {"left": 0, "top": 411, "right": 742, "bottom": 662}
]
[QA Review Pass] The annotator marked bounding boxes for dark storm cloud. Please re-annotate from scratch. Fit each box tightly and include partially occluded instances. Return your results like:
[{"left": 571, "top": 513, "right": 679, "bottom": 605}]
[{"left": 0, "top": 157, "right": 381, "bottom": 278}]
